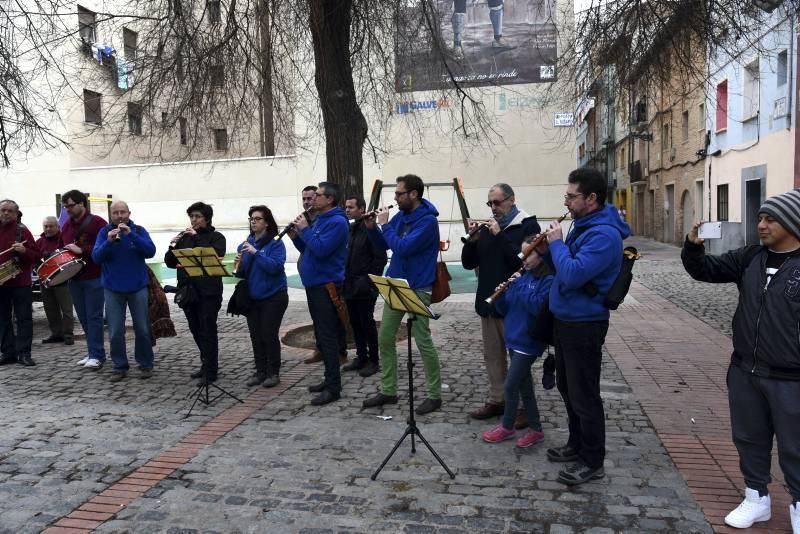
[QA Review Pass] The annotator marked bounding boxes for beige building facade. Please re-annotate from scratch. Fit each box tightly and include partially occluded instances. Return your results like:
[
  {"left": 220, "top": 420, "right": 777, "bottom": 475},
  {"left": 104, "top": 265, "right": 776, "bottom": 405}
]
[{"left": 1, "top": 2, "right": 576, "bottom": 262}]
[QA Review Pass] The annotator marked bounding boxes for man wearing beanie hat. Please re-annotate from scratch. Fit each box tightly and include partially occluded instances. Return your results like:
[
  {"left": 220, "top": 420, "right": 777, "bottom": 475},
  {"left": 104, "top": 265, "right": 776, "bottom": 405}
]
[{"left": 682, "top": 188, "right": 800, "bottom": 533}]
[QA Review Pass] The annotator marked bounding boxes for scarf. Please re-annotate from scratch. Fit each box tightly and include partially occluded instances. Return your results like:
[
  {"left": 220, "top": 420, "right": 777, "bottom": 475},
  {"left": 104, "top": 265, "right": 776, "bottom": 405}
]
[{"left": 497, "top": 206, "right": 520, "bottom": 230}]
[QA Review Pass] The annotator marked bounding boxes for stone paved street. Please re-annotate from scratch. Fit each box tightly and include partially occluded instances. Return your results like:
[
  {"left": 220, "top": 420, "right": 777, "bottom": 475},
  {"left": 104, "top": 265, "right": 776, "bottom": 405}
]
[{"left": 0, "top": 236, "right": 784, "bottom": 533}]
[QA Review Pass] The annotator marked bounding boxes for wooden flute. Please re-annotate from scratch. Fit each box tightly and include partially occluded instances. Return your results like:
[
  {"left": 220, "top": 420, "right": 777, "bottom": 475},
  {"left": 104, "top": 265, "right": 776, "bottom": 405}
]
[{"left": 484, "top": 213, "right": 569, "bottom": 304}]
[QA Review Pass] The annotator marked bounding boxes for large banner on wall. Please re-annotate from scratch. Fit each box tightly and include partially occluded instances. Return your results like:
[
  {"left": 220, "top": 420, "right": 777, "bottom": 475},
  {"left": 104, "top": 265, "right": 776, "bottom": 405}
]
[{"left": 395, "top": 0, "right": 558, "bottom": 92}]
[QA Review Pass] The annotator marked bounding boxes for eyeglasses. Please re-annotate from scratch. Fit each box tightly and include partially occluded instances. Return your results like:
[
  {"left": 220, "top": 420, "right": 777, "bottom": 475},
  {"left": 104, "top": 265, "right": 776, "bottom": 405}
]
[
  {"left": 486, "top": 196, "right": 511, "bottom": 208},
  {"left": 248, "top": 217, "right": 264, "bottom": 222},
  {"left": 62, "top": 203, "right": 77, "bottom": 209},
  {"left": 564, "top": 193, "right": 585, "bottom": 201},
  {"left": 394, "top": 191, "right": 409, "bottom": 198}
]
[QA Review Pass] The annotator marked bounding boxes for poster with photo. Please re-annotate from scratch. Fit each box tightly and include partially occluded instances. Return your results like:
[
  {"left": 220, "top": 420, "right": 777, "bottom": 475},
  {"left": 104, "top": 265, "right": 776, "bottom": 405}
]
[{"left": 395, "top": 0, "right": 559, "bottom": 92}]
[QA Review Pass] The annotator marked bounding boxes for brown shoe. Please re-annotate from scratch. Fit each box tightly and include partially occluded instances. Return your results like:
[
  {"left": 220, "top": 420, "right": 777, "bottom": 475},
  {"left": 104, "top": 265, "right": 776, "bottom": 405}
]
[
  {"left": 303, "top": 350, "right": 323, "bottom": 365},
  {"left": 469, "top": 403, "right": 505, "bottom": 420},
  {"left": 339, "top": 351, "right": 348, "bottom": 365},
  {"left": 514, "top": 410, "right": 528, "bottom": 430}
]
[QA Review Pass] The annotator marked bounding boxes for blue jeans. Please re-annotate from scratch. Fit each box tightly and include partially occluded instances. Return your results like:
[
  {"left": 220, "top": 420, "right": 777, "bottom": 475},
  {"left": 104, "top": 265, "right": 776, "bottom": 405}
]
[
  {"left": 502, "top": 349, "right": 543, "bottom": 432},
  {"left": 105, "top": 287, "right": 154, "bottom": 372},
  {"left": 69, "top": 278, "right": 106, "bottom": 361}
]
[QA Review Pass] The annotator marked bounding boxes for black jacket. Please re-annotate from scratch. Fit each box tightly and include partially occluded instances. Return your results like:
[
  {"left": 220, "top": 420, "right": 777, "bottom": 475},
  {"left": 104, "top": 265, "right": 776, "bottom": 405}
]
[
  {"left": 461, "top": 212, "right": 540, "bottom": 318},
  {"left": 344, "top": 221, "right": 388, "bottom": 299},
  {"left": 681, "top": 239, "right": 800, "bottom": 380},
  {"left": 164, "top": 226, "right": 227, "bottom": 297}
]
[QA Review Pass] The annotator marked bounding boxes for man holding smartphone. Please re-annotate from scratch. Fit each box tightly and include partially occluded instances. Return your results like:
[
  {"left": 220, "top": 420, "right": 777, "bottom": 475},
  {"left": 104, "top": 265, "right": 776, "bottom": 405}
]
[{"left": 682, "top": 189, "right": 800, "bottom": 532}]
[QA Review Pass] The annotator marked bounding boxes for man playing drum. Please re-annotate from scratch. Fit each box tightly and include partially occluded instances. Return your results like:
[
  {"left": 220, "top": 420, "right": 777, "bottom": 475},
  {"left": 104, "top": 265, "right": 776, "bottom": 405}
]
[
  {"left": 0, "top": 199, "right": 41, "bottom": 367},
  {"left": 60, "top": 190, "right": 108, "bottom": 370},
  {"left": 35, "top": 216, "right": 75, "bottom": 346}
]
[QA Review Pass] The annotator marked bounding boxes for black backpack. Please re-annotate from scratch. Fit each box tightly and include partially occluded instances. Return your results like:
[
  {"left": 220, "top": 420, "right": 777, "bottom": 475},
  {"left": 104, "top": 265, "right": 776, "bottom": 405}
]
[{"left": 568, "top": 223, "right": 640, "bottom": 310}]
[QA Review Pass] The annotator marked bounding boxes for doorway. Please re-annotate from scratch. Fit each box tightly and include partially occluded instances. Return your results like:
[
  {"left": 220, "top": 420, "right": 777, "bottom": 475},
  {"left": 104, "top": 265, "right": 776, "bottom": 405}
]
[
  {"left": 665, "top": 184, "right": 675, "bottom": 243},
  {"left": 681, "top": 190, "right": 693, "bottom": 242}
]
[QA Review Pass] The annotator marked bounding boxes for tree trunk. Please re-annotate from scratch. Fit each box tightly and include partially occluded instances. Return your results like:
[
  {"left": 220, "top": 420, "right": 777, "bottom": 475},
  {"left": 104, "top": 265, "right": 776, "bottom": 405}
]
[
  {"left": 258, "top": 0, "right": 275, "bottom": 156},
  {"left": 308, "top": 0, "right": 368, "bottom": 200}
]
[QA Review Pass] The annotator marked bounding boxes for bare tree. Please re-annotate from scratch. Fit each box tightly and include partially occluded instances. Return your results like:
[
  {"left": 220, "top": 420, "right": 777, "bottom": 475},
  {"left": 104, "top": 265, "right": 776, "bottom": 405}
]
[{"left": 2, "top": 0, "right": 540, "bottom": 198}]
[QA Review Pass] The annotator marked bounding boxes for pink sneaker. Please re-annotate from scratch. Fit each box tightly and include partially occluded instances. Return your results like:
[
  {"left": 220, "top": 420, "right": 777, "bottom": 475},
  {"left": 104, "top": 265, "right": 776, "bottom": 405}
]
[
  {"left": 516, "top": 429, "right": 544, "bottom": 448},
  {"left": 482, "top": 425, "right": 515, "bottom": 443}
]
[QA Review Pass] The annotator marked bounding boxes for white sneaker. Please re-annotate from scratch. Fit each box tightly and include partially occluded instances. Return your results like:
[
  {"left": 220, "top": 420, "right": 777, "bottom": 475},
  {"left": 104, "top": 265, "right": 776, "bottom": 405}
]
[
  {"left": 76, "top": 356, "right": 90, "bottom": 366},
  {"left": 83, "top": 358, "right": 102, "bottom": 369},
  {"left": 724, "top": 488, "right": 771, "bottom": 528},
  {"left": 790, "top": 502, "right": 799, "bottom": 534}
]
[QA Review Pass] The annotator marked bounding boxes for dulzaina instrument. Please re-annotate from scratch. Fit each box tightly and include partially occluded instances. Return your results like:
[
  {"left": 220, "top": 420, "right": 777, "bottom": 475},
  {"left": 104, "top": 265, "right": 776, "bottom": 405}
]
[
  {"left": 485, "top": 213, "right": 570, "bottom": 305},
  {"left": 232, "top": 240, "right": 250, "bottom": 275},
  {"left": 351, "top": 205, "right": 394, "bottom": 223},
  {"left": 168, "top": 229, "right": 193, "bottom": 249},
  {"left": 460, "top": 219, "right": 492, "bottom": 243},
  {"left": 274, "top": 207, "right": 316, "bottom": 241},
  {"left": 36, "top": 249, "right": 85, "bottom": 288}
]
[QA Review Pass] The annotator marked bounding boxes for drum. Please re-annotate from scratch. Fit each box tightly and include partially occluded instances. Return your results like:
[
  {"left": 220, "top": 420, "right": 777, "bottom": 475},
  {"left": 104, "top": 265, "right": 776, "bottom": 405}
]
[
  {"left": 0, "top": 260, "right": 21, "bottom": 285},
  {"left": 36, "top": 249, "right": 85, "bottom": 288}
]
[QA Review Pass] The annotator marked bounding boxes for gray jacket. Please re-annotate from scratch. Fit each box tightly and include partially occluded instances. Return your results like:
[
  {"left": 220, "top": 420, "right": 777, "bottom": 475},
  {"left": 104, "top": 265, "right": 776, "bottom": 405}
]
[{"left": 681, "top": 239, "right": 800, "bottom": 380}]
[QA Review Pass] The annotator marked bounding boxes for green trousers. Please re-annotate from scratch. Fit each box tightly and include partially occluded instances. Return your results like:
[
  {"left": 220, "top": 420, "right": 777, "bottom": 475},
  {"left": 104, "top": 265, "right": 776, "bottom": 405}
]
[{"left": 379, "top": 290, "right": 441, "bottom": 400}]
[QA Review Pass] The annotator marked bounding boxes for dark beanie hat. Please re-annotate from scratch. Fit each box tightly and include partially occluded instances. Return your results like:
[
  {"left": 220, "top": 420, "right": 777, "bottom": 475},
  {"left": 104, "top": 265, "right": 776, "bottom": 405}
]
[{"left": 758, "top": 189, "right": 800, "bottom": 239}]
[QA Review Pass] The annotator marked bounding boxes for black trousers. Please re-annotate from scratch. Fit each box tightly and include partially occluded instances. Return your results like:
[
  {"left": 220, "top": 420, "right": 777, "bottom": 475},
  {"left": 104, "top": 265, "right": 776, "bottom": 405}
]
[
  {"left": 184, "top": 294, "right": 222, "bottom": 378},
  {"left": 346, "top": 296, "right": 379, "bottom": 364},
  {"left": 246, "top": 291, "right": 289, "bottom": 377},
  {"left": 554, "top": 319, "right": 609, "bottom": 469},
  {"left": 0, "top": 286, "right": 33, "bottom": 359},
  {"left": 306, "top": 285, "right": 343, "bottom": 395},
  {"left": 728, "top": 363, "right": 800, "bottom": 502}
]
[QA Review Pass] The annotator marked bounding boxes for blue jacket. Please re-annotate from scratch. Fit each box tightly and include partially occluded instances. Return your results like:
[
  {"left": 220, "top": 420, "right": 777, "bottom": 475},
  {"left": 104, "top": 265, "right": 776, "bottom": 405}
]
[
  {"left": 291, "top": 207, "right": 349, "bottom": 288},
  {"left": 236, "top": 234, "right": 287, "bottom": 300},
  {"left": 92, "top": 220, "right": 156, "bottom": 293},
  {"left": 494, "top": 271, "right": 553, "bottom": 356},
  {"left": 368, "top": 199, "right": 440, "bottom": 289},
  {"left": 547, "top": 204, "right": 630, "bottom": 322}
]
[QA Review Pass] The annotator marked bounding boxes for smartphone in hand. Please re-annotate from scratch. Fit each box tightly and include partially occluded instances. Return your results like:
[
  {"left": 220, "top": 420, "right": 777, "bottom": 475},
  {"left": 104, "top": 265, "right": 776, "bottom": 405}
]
[{"left": 698, "top": 221, "right": 722, "bottom": 239}]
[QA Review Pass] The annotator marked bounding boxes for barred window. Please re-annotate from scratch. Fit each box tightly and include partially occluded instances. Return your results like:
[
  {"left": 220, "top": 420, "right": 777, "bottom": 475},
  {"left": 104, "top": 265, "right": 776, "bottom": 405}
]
[
  {"left": 83, "top": 89, "right": 101, "bottom": 125},
  {"left": 717, "top": 184, "right": 729, "bottom": 221},
  {"left": 213, "top": 128, "right": 227, "bottom": 151}
]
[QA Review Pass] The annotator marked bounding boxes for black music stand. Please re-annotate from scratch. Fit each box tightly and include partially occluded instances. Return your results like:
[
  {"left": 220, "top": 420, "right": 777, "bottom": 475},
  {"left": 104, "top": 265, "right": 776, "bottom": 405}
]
[
  {"left": 367, "top": 275, "right": 455, "bottom": 480},
  {"left": 172, "top": 247, "right": 244, "bottom": 418}
]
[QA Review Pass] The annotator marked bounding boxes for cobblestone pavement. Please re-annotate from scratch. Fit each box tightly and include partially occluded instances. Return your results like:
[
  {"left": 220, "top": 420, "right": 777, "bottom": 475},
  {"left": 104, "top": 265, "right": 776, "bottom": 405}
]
[
  {"left": 625, "top": 237, "right": 738, "bottom": 338},
  {"left": 0, "top": 237, "right": 751, "bottom": 533}
]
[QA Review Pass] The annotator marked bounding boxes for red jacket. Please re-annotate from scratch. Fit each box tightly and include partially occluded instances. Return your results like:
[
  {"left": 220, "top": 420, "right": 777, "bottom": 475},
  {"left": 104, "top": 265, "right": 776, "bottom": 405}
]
[
  {"left": 0, "top": 221, "right": 41, "bottom": 287},
  {"left": 35, "top": 232, "right": 62, "bottom": 259},
  {"left": 59, "top": 212, "right": 107, "bottom": 280}
]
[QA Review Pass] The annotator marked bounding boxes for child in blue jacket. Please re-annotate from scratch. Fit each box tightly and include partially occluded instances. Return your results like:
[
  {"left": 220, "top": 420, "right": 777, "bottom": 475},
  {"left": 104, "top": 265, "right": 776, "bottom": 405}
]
[{"left": 482, "top": 243, "right": 553, "bottom": 448}]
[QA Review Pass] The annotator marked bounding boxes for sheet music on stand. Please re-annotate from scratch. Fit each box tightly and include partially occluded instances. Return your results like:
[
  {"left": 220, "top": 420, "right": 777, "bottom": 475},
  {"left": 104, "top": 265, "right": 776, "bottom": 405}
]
[
  {"left": 172, "top": 246, "right": 239, "bottom": 418},
  {"left": 368, "top": 275, "right": 439, "bottom": 320},
  {"left": 172, "top": 247, "right": 230, "bottom": 277},
  {"left": 367, "top": 274, "right": 452, "bottom": 480}
]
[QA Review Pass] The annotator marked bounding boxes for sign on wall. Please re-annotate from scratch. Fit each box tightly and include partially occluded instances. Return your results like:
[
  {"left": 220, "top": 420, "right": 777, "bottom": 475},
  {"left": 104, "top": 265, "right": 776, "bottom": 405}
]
[
  {"left": 553, "top": 112, "right": 574, "bottom": 126},
  {"left": 395, "top": 0, "right": 558, "bottom": 92}
]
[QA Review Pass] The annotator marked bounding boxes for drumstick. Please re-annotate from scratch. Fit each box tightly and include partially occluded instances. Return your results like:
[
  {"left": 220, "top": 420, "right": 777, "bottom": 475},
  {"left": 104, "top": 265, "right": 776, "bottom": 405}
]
[{"left": 0, "top": 240, "right": 27, "bottom": 256}]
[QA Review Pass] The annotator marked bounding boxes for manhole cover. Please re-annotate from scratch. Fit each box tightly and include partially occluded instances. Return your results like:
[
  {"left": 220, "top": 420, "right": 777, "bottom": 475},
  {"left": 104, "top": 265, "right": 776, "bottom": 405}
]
[{"left": 282, "top": 322, "right": 408, "bottom": 350}]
